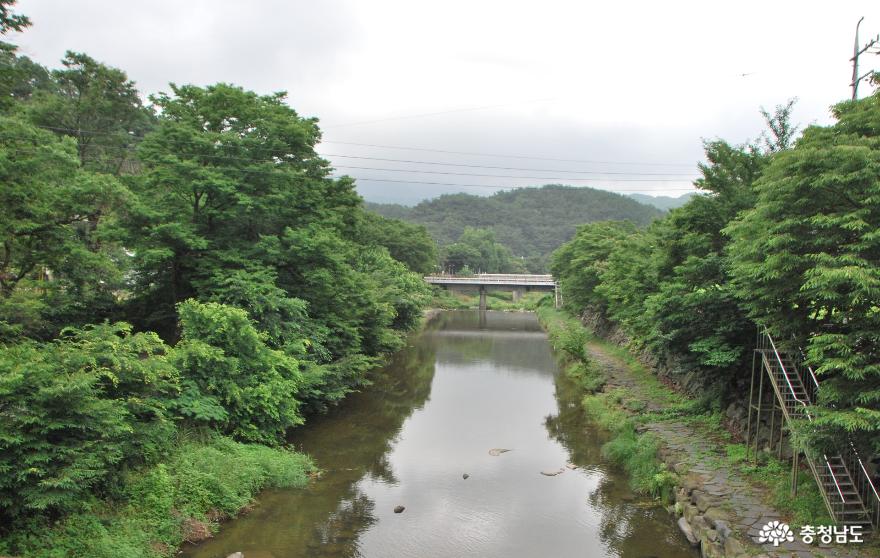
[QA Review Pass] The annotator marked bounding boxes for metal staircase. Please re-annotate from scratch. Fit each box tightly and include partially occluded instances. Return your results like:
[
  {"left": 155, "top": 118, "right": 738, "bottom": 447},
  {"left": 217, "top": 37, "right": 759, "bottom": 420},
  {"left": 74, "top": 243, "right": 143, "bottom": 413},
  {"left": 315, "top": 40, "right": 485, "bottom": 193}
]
[{"left": 747, "top": 327, "right": 880, "bottom": 530}]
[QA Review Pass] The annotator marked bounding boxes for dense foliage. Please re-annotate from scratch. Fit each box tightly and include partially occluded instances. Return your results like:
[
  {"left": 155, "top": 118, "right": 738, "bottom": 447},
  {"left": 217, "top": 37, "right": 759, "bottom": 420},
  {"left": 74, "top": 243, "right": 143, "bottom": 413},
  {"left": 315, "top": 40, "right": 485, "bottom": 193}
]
[
  {"left": 726, "top": 94, "right": 880, "bottom": 450},
  {"left": 367, "top": 184, "right": 663, "bottom": 272},
  {"left": 551, "top": 94, "right": 880, "bottom": 456},
  {"left": 440, "top": 226, "right": 526, "bottom": 274},
  {"left": 0, "top": 4, "right": 431, "bottom": 555}
]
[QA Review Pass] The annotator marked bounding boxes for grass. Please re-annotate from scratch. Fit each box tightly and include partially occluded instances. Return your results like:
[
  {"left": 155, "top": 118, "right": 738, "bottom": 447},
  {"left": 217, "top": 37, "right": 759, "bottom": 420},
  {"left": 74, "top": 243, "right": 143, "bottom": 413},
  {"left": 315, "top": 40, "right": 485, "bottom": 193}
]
[
  {"left": 430, "top": 288, "right": 545, "bottom": 311},
  {"left": 537, "top": 307, "right": 677, "bottom": 501},
  {"left": 723, "top": 443, "right": 833, "bottom": 528},
  {"left": 581, "top": 391, "right": 678, "bottom": 501},
  {"left": 565, "top": 361, "right": 606, "bottom": 394},
  {"left": 3, "top": 435, "right": 314, "bottom": 558},
  {"left": 537, "top": 307, "right": 836, "bottom": 528}
]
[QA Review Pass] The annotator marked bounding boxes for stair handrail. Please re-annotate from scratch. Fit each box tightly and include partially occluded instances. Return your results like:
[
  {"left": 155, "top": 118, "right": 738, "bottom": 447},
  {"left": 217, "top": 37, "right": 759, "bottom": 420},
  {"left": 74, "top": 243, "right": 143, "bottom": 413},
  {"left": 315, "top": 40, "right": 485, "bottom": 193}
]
[
  {"left": 802, "top": 358, "right": 820, "bottom": 390},
  {"left": 779, "top": 335, "right": 878, "bottom": 528},
  {"left": 803, "top": 359, "right": 879, "bottom": 523},
  {"left": 763, "top": 328, "right": 812, "bottom": 415},
  {"left": 823, "top": 453, "right": 848, "bottom": 505},
  {"left": 762, "top": 329, "right": 849, "bottom": 508},
  {"left": 849, "top": 441, "right": 880, "bottom": 528},
  {"left": 851, "top": 443, "right": 880, "bottom": 501}
]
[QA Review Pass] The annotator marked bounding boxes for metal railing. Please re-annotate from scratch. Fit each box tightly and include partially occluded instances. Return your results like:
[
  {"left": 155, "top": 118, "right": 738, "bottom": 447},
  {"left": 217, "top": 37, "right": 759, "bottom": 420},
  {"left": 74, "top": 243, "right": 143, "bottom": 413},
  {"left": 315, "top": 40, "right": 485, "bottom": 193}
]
[
  {"left": 424, "top": 275, "right": 557, "bottom": 286},
  {"left": 759, "top": 327, "right": 878, "bottom": 530},
  {"left": 848, "top": 442, "right": 880, "bottom": 529}
]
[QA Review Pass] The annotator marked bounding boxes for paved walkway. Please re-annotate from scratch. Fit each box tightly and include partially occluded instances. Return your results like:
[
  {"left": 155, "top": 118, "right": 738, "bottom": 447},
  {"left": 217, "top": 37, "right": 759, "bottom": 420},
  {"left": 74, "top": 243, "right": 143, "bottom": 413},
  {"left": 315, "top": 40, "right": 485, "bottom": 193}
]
[{"left": 586, "top": 342, "right": 875, "bottom": 558}]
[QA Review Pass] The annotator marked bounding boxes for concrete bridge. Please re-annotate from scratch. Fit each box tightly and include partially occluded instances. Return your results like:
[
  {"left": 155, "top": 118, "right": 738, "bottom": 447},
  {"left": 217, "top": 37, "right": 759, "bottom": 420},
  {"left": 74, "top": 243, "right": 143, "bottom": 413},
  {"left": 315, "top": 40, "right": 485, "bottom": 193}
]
[{"left": 424, "top": 273, "right": 560, "bottom": 311}]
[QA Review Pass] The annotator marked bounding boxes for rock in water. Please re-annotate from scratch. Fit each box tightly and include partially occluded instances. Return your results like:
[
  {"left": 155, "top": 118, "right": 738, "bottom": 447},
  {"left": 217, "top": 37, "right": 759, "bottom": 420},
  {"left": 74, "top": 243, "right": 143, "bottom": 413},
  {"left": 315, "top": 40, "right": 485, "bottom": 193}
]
[
  {"left": 394, "top": 505, "right": 405, "bottom": 514},
  {"left": 677, "top": 517, "right": 699, "bottom": 546},
  {"left": 540, "top": 468, "right": 565, "bottom": 476},
  {"left": 488, "top": 448, "right": 511, "bottom": 456},
  {"left": 462, "top": 473, "right": 470, "bottom": 479},
  {"left": 226, "top": 553, "right": 244, "bottom": 558}
]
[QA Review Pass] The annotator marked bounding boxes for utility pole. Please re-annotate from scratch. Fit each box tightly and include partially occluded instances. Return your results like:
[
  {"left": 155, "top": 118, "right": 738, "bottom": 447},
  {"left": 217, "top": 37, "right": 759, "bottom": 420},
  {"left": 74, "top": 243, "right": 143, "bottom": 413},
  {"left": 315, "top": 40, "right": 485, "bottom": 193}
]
[{"left": 851, "top": 17, "right": 880, "bottom": 100}]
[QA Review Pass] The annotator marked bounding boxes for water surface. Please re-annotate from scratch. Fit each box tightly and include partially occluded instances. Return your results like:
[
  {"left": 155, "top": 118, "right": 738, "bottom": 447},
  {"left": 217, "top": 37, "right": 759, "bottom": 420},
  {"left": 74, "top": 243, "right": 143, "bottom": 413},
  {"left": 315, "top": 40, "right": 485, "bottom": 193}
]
[{"left": 183, "top": 310, "right": 694, "bottom": 558}]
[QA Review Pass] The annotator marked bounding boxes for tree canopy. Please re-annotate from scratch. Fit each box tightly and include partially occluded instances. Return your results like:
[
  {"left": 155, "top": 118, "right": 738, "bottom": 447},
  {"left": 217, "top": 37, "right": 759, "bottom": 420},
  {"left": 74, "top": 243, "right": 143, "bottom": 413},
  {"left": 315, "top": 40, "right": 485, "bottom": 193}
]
[
  {"left": 552, "top": 94, "right": 880, "bottom": 455},
  {"left": 0, "top": 16, "right": 431, "bottom": 553}
]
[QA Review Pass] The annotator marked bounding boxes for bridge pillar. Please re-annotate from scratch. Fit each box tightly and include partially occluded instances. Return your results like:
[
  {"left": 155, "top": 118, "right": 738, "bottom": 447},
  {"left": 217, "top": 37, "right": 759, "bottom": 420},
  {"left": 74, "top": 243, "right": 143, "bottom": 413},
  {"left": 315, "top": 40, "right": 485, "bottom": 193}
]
[
  {"left": 479, "top": 286, "right": 487, "bottom": 312},
  {"left": 512, "top": 289, "right": 522, "bottom": 302}
]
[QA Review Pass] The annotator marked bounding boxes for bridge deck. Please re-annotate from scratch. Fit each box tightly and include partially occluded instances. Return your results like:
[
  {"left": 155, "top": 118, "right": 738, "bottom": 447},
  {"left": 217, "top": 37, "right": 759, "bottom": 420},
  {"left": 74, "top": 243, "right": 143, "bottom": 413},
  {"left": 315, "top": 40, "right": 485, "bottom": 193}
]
[{"left": 424, "top": 274, "right": 556, "bottom": 287}]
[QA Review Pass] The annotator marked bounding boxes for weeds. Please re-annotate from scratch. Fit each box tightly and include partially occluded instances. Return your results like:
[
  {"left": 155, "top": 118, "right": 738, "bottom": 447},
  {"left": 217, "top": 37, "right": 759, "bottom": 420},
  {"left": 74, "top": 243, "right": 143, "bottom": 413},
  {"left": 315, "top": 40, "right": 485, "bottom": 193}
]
[{"left": 3, "top": 436, "right": 314, "bottom": 558}]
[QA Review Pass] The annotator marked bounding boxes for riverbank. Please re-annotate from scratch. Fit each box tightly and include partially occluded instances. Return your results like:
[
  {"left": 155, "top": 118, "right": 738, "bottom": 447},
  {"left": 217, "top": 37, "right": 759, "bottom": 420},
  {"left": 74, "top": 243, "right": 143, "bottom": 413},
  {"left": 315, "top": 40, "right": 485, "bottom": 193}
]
[
  {"left": 536, "top": 307, "right": 877, "bottom": 558},
  {"left": 180, "top": 309, "right": 697, "bottom": 558},
  {"left": 2, "top": 436, "right": 314, "bottom": 558}
]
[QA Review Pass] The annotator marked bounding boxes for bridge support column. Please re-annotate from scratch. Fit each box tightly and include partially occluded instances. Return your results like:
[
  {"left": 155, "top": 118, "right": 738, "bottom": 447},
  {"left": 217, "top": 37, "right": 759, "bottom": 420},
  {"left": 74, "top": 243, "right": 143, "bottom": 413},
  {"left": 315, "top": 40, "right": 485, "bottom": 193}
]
[
  {"left": 512, "top": 289, "right": 522, "bottom": 302},
  {"left": 479, "top": 286, "right": 487, "bottom": 312}
]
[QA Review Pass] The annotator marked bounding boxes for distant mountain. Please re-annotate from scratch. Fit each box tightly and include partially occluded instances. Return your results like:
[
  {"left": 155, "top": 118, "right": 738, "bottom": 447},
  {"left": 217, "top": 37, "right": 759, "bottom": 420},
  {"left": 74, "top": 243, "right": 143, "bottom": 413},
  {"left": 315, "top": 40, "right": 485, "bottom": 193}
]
[
  {"left": 628, "top": 192, "right": 698, "bottom": 211},
  {"left": 365, "top": 185, "right": 663, "bottom": 271}
]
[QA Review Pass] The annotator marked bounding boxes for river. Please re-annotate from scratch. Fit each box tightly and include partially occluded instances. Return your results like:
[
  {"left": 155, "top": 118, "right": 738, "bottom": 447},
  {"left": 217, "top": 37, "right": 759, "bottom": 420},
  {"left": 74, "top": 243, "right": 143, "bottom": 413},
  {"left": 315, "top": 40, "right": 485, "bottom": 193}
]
[{"left": 182, "top": 310, "right": 695, "bottom": 558}]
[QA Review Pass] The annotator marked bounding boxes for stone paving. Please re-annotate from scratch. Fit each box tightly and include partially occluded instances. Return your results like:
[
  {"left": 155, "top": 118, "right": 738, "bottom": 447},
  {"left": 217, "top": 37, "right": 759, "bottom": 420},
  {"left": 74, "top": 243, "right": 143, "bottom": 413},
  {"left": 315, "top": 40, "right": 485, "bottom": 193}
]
[{"left": 586, "top": 342, "right": 875, "bottom": 558}]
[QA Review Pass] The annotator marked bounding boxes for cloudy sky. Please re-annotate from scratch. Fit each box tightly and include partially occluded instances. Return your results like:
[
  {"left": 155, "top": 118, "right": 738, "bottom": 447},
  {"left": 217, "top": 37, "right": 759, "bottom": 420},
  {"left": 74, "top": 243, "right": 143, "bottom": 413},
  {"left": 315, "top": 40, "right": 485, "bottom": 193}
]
[{"left": 9, "top": 1, "right": 880, "bottom": 204}]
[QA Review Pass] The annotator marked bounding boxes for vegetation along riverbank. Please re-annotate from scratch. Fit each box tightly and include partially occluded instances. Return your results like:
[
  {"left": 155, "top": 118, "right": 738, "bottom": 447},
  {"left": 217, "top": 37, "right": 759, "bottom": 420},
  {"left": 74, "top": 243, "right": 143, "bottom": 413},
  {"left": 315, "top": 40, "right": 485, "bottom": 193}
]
[
  {"left": 538, "top": 306, "right": 879, "bottom": 557},
  {"left": 0, "top": 6, "right": 437, "bottom": 556}
]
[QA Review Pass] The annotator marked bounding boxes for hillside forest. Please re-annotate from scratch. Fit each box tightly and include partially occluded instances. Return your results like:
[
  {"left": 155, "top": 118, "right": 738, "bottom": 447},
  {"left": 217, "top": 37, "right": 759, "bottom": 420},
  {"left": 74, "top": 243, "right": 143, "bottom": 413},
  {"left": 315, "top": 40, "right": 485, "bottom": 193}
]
[
  {"left": 0, "top": 5, "right": 437, "bottom": 556},
  {"left": 550, "top": 94, "right": 880, "bottom": 459},
  {"left": 367, "top": 185, "right": 664, "bottom": 272}
]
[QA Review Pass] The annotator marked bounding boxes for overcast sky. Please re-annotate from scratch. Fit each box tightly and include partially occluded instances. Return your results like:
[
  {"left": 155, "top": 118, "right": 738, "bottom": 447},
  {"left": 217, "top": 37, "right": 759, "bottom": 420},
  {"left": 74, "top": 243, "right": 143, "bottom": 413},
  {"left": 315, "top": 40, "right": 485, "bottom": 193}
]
[{"left": 9, "top": 1, "right": 880, "bottom": 204}]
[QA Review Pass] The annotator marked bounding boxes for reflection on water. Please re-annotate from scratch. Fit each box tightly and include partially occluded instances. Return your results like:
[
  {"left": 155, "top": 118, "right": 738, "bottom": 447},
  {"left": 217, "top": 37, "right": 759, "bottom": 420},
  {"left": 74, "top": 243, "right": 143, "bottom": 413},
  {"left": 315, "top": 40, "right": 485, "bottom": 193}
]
[{"left": 182, "top": 311, "right": 695, "bottom": 558}]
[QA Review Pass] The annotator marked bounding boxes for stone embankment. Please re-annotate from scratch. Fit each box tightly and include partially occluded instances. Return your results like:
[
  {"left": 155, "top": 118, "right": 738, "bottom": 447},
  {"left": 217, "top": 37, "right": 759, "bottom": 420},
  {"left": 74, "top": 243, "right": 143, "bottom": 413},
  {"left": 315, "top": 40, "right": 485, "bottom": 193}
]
[{"left": 586, "top": 342, "right": 873, "bottom": 558}]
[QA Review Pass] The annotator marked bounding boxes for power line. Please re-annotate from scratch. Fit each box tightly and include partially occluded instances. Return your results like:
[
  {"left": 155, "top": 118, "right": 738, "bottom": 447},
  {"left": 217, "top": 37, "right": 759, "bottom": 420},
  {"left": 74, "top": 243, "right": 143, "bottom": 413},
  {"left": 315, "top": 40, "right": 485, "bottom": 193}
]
[
  {"left": 30, "top": 124, "right": 698, "bottom": 169},
  {"left": 320, "top": 139, "right": 695, "bottom": 167},
  {"left": 8, "top": 129, "right": 701, "bottom": 178},
  {"left": 321, "top": 154, "right": 698, "bottom": 177},
  {"left": 332, "top": 164, "right": 694, "bottom": 182},
  {"left": 334, "top": 176, "right": 697, "bottom": 193},
  {"left": 3, "top": 148, "right": 691, "bottom": 191}
]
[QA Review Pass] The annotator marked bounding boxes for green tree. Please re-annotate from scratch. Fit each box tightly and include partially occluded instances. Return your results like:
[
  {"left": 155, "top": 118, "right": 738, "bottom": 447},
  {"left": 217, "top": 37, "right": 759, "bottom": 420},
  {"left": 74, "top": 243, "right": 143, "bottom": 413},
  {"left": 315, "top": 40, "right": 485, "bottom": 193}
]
[
  {"left": 171, "top": 300, "right": 303, "bottom": 445},
  {"left": 760, "top": 98, "right": 799, "bottom": 153},
  {"left": 0, "top": 323, "right": 176, "bottom": 521},
  {"left": 442, "top": 227, "right": 524, "bottom": 273},
  {"left": 726, "top": 92, "right": 880, "bottom": 450},
  {"left": 368, "top": 185, "right": 663, "bottom": 272},
  {"left": 358, "top": 211, "right": 437, "bottom": 274},
  {"left": 27, "top": 52, "right": 153, "bottom": 173},
  {"left": 550, "top": 221, "right": 636, "bottom": 314},
  {"left": 0, "top": 47, "right": 51, "bottom": 113},
  {"left": 635, "top": 139, "right": 765, "bottom": 374},
  {"left": 0, "top": 0, "right": 29, "bottom": 34},
  {"left": 0, "top": 116, "right": 129, "bottom": 338},
  {"left": 126, "top": 83, "right": 358, "bottom": 337}
]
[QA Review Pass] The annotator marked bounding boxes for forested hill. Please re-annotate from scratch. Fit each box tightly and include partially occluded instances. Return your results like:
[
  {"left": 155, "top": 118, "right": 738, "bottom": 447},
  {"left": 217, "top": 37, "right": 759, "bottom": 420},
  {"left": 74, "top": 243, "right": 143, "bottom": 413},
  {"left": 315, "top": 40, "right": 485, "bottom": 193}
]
[
  {"left": 366, "top": 185, "right": 664, "bottom": 270},
  {"left": 628, "top": 192, "right": 697, "bottom": 210}
]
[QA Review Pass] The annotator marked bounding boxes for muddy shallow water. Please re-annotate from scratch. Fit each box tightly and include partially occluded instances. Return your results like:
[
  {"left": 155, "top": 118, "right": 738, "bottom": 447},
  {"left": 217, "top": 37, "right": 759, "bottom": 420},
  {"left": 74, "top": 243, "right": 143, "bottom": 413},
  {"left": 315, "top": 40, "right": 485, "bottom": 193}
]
[{"left": 182, "top": 310, "right": 695, "bottom": 558}]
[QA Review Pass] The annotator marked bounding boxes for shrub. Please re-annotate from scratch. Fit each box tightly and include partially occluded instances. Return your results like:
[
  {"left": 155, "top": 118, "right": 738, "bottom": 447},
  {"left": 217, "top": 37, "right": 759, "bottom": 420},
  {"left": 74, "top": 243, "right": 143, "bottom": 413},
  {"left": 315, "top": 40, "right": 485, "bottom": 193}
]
[
  {"left": 0, "top": 323, "right": 177, "bottom": 522},
  {"left": 6, "top": 436, "right": 313, "bottom": 558},
  {"left": 171, "top": 300, "right": 303, "bottom": 445}
]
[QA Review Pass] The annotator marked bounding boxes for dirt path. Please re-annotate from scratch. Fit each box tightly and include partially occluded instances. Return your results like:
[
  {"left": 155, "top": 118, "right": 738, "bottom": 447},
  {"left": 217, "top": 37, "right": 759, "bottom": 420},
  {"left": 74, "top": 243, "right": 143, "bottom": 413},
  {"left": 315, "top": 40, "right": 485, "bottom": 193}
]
[{"left": 585, "top": 342, "right": 873, "bottom": 558}]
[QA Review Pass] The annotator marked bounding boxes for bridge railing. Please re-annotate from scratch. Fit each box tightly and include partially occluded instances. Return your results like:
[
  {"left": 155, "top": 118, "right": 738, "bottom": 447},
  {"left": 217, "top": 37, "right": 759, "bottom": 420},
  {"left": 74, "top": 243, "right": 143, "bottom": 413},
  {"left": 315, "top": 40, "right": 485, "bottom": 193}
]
[{"left": 424, "top": 273, "right": 556, "bottom": 285}]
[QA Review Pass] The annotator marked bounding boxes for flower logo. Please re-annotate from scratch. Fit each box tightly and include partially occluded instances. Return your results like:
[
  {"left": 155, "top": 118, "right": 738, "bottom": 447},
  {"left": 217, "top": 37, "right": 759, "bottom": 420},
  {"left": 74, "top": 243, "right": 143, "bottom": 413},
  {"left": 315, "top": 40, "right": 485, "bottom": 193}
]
[{"left": 758, "top": 520, "right": 795, "bottom": 547}]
